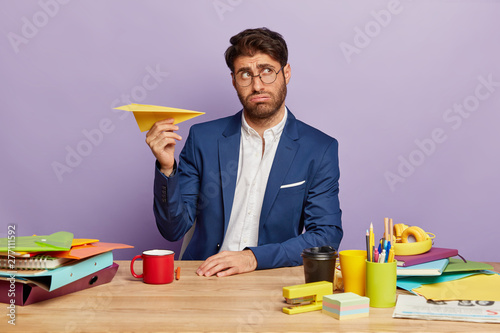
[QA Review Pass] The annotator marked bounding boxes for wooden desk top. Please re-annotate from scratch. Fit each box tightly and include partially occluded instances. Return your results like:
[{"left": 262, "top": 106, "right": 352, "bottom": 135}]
[{"left": 3, "top": 261, "right": 499, "bottom": 332}]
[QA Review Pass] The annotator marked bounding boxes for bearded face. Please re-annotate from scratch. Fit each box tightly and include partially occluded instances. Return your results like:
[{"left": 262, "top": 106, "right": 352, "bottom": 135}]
[{"left": 232, "top": 53, "right": 290, "bottom": 124}]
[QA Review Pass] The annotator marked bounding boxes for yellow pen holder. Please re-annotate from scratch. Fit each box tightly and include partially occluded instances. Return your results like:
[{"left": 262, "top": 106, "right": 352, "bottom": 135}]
[{"left": 393, "top": 238, "right": 432, "bottom": 256}]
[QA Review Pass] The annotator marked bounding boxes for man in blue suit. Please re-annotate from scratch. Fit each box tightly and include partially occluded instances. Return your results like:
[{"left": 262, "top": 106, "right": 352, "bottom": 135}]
[{"left": 146, "top": 28, "right": 342, "bottom": 277}]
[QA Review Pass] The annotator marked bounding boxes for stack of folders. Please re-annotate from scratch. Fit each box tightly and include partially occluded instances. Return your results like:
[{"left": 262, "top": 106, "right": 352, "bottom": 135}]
[
  {"left": 0, "top": 231, "right": 133, "bottom": 305},
  {"left": 395, "top": 247, "right": 460, "bottom": 277},
  {"left": 394, "top": 249, "right": 499, "bottom": 323}
]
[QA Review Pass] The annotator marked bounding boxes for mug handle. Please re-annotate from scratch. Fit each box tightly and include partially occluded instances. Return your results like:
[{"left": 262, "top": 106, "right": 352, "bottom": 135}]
[{"left": 130, "top": 255, "right": 143, "bottom": 278}]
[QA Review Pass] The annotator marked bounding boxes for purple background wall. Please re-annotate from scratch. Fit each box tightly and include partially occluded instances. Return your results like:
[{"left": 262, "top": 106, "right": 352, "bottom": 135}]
[{"left": 1, "top": 0, "right": 499, "bottom": 262}]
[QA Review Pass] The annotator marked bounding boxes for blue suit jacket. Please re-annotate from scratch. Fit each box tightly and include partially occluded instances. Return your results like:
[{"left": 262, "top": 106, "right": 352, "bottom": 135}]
[{"left": 153, "top": 109, "right": 342, "bottom": 269}]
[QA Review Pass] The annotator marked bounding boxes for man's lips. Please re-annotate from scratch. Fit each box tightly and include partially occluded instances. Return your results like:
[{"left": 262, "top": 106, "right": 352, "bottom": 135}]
[{"left": 249, "top": 94, "right": 271, "bottom": 103}]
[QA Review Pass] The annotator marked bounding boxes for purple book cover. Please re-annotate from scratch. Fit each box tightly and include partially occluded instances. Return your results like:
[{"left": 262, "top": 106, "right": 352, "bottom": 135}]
[{"left": 395, "top": 247, "right": 459, "bottom": 267}]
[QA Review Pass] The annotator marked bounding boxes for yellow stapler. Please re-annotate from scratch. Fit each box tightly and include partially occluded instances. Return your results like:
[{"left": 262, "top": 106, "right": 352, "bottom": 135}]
[{"left": 282, "top": 281, "right": 333, "bottom": 315}]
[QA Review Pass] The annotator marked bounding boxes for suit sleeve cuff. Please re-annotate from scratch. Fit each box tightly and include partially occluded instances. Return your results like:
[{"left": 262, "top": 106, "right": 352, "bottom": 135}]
[
  {"left": 246, "top": 246, "right": 277, "bottom": 270},
  {"left": 155, "top": 160, "right": 177, "bottom": 179}
]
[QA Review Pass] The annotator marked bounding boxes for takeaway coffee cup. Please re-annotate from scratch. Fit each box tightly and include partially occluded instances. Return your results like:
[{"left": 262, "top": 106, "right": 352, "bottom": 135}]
[
  {"left": 130, "top": 249, "right": 175, "bottom": 284},
  {"left": 301, "top": 246, "right": 338, "bottom": 283}
]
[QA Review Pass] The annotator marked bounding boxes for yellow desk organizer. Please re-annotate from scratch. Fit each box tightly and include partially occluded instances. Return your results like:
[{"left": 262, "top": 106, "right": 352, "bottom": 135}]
[{"left": 282, "top": 281, "right": 333, "bottom": 314}]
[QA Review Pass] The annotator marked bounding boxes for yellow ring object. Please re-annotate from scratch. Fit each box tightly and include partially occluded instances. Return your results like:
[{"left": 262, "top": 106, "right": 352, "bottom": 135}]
[
  {"left": 394, "top": 239, "right": 432, "bottom": 256},
  {"left": 393, "top": 223, "right": 409, "bottom": 241},
  {"left": 401, "top": 226, "right": 428, "bottom": 243}
]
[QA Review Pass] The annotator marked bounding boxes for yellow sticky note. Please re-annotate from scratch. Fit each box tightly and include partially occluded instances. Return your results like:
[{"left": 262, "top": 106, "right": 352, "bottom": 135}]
[
  {"left": 114, "top": 103, "right": 205, "bottom": 132},
  {"left": 413, "top": 274, "right": 500, "bottom": 301}
]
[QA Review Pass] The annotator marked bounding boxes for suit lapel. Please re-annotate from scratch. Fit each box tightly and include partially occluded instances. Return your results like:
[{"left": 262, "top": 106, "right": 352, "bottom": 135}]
[
  {"left": 219, "top": 112, "right": 242, "bottom": 234},
  {"left": 259, "top": 111, "right": 299, "bottom": 229}
]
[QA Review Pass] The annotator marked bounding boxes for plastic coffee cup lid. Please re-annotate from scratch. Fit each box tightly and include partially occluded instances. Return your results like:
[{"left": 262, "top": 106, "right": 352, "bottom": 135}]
[{"left": 301, "top": 246, "right": 337, "bottom": 259}]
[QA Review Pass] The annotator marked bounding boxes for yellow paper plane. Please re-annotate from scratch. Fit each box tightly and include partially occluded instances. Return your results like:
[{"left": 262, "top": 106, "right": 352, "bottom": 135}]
[{"left": 114, "top": 103, "right": 205, "bottom": 132}]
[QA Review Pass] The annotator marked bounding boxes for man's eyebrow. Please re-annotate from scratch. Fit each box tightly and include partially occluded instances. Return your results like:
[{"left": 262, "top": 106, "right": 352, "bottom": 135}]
[
  {"left": 235, "top": 63, "right": 277, "bottom": 74},
  {"left": 235, "top": 66, "right": 251, "bottom": 74},
  {"left": 256, "top": 63, "right": 276, "bottom": 70}
]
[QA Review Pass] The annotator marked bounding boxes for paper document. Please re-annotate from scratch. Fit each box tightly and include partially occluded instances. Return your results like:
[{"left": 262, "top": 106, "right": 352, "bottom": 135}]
[
  {"left": 396, "top": 271, "right": 493, "bottom": 294},
  {"left": 114, "top": 103, "right": 205, "bottom": 131},
  {"left": 393, "top": 294, "right": 500, "bottom": 323},
  {"left": 413, "top": 273, "right": 500, "bottom": 301}
]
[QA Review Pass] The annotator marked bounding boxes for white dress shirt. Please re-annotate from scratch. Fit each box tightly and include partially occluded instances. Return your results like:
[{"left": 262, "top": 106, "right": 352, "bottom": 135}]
[{"left": 220, "top": 109, "right": 288, "bottom": 251}]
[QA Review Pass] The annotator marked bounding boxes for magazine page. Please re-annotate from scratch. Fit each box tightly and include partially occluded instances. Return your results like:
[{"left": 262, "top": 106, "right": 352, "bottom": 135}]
[{"left": 393, "top": 295, "right": 500, "bottom": 324}]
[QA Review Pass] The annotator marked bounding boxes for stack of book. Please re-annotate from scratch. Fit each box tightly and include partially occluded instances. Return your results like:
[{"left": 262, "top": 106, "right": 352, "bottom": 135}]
[
  {"left": 0, "top": 231, "right": 132, "bottom": 305},
  {"left": 395, "top": 247, "right": 460, "bottom": 277}
]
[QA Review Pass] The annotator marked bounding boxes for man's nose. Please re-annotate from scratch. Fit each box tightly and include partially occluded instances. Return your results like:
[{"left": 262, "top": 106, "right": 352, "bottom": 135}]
[{"left": 251, "top": 75, "right": 265, "bottom": 91}]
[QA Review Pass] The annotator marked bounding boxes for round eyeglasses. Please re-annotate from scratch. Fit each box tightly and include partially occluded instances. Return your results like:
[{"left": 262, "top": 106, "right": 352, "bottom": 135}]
[{"left": 233, "top": 66, "right": 284, "bottom": 87}]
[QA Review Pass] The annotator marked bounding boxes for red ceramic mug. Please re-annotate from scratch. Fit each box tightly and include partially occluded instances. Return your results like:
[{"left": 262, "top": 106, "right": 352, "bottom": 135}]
[{"left": 130, "top": 249, "right": 175, "bottom": 284}]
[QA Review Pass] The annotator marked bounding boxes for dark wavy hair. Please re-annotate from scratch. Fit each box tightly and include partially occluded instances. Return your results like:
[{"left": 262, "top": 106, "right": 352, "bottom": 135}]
[{"left": 224, "top": 27, "right": 288, "bottom": 73}]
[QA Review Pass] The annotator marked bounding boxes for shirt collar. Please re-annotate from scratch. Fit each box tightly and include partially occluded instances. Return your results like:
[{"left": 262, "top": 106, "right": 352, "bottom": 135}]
[{"left": 241, "top": 107, "right": 288, "bottom": 139}]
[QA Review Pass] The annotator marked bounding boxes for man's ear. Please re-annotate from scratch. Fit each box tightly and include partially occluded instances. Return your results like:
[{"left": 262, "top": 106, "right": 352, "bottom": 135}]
[
  {"left": 284, "top": 63, "right": 291, "bottom": 84},
  {"left": 231, "top": 72, "right": 236, "bottom": 89}
]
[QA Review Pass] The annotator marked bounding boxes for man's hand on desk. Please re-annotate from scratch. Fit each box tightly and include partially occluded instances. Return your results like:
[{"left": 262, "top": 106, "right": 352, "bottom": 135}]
[{"left": 196, "top": 250, "right": 257, "bottom": 277}]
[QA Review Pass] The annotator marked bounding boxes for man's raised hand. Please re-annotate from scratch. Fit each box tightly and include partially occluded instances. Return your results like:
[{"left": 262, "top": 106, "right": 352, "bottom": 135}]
[{"left": 145, "top": 119, "right": 182, "bottom": 176}]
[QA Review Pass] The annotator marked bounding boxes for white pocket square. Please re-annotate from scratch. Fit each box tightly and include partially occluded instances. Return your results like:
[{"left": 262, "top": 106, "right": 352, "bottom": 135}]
[{"left": 280, "top": 180, "right": 305, "bottom": 189}]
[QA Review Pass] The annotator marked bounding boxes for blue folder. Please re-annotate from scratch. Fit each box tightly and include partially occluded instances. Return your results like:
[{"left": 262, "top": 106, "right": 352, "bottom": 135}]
[
  {"left": 1, "top": 251, "right": 113, "bottom": 291},
  {"left": 397, "top": 258, "right": 449, "bottom": 277}
]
